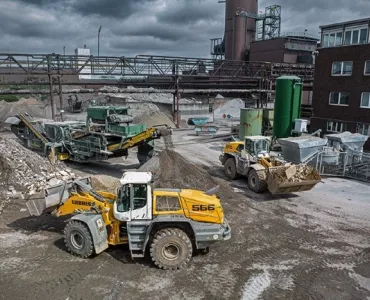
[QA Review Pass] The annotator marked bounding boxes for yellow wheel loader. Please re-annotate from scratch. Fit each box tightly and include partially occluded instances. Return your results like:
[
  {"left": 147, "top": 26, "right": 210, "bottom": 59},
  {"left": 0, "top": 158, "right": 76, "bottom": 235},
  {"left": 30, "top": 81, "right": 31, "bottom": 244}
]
[
  {"left": 26, "top": 172, "right": 231, "bottom": 270},
  {"left": 219, "top": 136, "right": 321, "bottom": 194}
]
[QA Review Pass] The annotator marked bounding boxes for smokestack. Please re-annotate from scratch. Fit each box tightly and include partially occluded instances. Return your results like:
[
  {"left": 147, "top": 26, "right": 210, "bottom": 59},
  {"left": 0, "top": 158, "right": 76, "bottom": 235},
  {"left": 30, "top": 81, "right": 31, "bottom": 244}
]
[{"left": 224, "top": 0, "right": 258, "bottom": 61}]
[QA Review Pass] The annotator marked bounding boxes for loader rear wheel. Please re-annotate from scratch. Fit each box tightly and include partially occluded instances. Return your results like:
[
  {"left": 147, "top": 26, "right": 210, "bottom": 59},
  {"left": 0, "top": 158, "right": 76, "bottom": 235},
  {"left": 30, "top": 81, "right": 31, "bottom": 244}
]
[
  {"left": 150, "top": 228, "right": 192, "bottom": 270},
  {"left": 224, "top": 158, "right": 238, "bottom": 180},
  {"left": 248, "top": 169, "right": 268, "bottom": 193},
  {"left": 64, "top": 221, "right": 94, "bottom": 258}
]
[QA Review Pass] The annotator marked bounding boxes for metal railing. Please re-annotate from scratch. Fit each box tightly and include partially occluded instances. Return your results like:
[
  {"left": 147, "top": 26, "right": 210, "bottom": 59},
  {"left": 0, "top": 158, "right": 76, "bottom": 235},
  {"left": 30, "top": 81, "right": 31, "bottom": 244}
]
[{"left": 316, "top": 150, "right": 370, "bottom": 182}]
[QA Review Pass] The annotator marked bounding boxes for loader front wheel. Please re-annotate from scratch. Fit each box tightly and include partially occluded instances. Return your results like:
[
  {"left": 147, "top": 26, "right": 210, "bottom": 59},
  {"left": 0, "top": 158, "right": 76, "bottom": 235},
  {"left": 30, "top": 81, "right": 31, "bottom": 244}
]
[
  {"left": 64, "top": 221, "right": 94, "bottom": 258},
  {"left": 150, "top": 228, "right": 192, "bottom": 270},
  {"left": 224, "top": 158, "right": 238, "bottom": 180},
  {"left": 248, "top": 169, "right": 268, "bottom": 193}
]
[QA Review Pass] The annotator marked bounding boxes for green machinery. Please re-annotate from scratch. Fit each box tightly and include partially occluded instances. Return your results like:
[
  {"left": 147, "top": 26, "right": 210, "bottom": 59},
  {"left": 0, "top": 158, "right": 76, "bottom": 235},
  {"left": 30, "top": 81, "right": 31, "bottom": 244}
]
[
  {"left": 6, "top": 106, "right": 172, "bottom": 164},
  {"left": 273, "top": 76, "right": 303, "bottom": 139}
]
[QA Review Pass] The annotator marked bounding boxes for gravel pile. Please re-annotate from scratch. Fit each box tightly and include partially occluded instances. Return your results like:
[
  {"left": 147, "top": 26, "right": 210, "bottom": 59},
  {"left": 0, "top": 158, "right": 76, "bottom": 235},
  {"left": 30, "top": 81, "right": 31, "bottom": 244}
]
[{"left": 139, "top": 149, "right": 224, "bottom": 192}]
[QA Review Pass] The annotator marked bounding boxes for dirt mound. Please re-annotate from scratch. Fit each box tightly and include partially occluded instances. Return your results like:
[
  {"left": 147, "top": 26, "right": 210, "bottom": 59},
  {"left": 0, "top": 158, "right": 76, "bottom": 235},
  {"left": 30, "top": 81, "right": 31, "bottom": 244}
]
[
  {"left": 0, "top": 97, "right": 47, "bottom": 123},
  {"left": 139, "top": 149, "right": 223, "bottom": 192},
  {"left": 129, "top": 103, "right": 175, "bottom": 128},
  {"left": 214, "top": 98, "right": 244, "bottom": 119},
  {"left": 134, "top": 111, "right": 175, "bottom": 128}
]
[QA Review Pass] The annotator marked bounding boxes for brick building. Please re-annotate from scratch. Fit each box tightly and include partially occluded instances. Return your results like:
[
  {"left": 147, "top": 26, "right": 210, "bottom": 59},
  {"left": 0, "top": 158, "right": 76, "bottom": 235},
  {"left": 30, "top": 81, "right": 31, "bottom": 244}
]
[{"left": 311, "top": 18, "right": 370, "bottom": 150}]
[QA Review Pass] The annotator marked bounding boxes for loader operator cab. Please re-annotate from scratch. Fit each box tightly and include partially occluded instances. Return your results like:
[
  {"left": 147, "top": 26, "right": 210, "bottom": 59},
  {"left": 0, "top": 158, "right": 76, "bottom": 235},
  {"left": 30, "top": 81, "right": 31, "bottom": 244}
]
[
  {"left": 113, "top": 172, "right": 153, "bottom": 222},
  {"left": 242, "top": 136, "right": 270, "bottom": 161}
]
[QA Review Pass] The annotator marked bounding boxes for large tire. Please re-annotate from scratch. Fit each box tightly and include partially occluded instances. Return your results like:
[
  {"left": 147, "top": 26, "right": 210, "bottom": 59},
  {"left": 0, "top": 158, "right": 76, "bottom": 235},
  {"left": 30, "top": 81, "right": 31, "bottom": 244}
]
[
  {"left": 150, "top": 228, "right": 193, "bottom": 270},
  {"left": 248, "top": 169, "right": 268, "bottom": 193},
  {"left": 224, "top": 158, "right": 238, "bottom": 180},
  {"left": 64, "top": 221, "right": 94, "bottom": 258}
]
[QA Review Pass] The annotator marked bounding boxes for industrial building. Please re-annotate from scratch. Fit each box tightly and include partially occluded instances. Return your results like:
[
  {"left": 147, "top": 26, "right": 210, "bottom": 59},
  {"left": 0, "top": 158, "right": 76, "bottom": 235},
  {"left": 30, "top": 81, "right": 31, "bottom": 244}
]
[{"left": 311, "top": 18, "right": 370, "bottom": 150}]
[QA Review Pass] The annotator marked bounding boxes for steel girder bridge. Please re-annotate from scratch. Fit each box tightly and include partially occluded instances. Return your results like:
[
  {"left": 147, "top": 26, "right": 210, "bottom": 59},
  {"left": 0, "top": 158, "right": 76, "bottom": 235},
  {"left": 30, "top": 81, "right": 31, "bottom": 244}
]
[{"left": 0, "top": 53, "right": 315, "bottom": 119}]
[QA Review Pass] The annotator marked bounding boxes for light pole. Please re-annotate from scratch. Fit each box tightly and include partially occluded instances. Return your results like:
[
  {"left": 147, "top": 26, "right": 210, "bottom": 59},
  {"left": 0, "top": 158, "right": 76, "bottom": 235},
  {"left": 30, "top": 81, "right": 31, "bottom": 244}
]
[
  {"left": 63, "top": 46, "right": 65, "bottom": 56},
  {"left": 98, "top": 25, "right": 102, "bottom": 58}
]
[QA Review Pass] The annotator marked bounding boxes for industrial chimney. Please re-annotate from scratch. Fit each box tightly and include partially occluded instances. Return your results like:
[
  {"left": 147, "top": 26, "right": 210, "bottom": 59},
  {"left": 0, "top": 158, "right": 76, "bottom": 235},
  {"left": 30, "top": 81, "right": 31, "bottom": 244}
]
[{"left": 224, "top": 0, "right": 258, "bottom": 61}]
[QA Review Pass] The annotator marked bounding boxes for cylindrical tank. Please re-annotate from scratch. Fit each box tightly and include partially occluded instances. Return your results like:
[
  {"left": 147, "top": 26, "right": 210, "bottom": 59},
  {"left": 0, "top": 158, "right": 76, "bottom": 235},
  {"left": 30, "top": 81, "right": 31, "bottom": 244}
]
[
  {"left": 225, "top": 0, "right": 258, "bottom": 61},
  {"left": 239, "top": 108, "right": 263, "bottom": 140},
  {"left": 262, "top": 108, "right": 274, "bottom": 135},
  {"left": 273, "top": 76, "right": 303, "bottom": 139}
]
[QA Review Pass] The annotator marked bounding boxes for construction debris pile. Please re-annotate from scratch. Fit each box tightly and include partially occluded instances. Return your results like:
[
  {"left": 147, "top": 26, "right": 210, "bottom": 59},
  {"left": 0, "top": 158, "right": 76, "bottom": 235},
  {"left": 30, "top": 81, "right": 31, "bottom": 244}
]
[
  {"left": 139, "top": 149, "right": 224, "bottom": 192},
  {"left": 269, "top": 164, "right": 321, "bottom": 183},
  {"left": 0, "top": 136, "right": 75, "bottom": 199}
]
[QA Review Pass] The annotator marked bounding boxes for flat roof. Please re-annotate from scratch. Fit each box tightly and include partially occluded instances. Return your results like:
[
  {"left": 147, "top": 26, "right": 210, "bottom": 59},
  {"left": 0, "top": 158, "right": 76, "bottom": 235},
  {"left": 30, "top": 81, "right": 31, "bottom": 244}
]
[{"left": 320, "top": 17, "right": 370, "bottom": 29}]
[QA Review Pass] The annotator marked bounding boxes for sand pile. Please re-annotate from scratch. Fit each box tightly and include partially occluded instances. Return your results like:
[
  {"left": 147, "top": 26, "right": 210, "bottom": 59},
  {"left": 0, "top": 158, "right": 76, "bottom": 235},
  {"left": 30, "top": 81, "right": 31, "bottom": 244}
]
[
  {"left": 129, "top": 103, "right": 175, "bottom": 127},
  {"left": 0, "top": 137, "right": 74, "bottom": 197},
  {"left": 214, "top": 98, "right": 245, "bottom": 119},
  {"left": 139, "top": 149, "right": 222, "bottom": 191},
  {"left": 0, "top": 98, "right": 47, "bottom": 123}
]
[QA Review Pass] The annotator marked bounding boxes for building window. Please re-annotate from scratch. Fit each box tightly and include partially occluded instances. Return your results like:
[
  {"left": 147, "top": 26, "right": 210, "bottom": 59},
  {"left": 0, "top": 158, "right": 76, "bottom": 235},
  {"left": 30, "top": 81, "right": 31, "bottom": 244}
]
[
  {"left": 344, "top": 28, "right": 368, "bottom": 45},
  {"left": 357, "top": 123, "right": 370, "bottom": 136},
  {"left": 361, "top": 92, "right": 370, "bottom": 108},
  {"left": 323, "top": 31, "right": 343, "bottom": 47},
  {"left": 364, "top": 61, "right": 370, "bottom": 75},
  {"left": 329, "top": 92, "right": 350, "bottom": 106},
  {"left": 332, "top": 61, "right": 353, "bottom": 75},
  {"left": 327, "top": 121, "right": 346, "bottom": 133}
]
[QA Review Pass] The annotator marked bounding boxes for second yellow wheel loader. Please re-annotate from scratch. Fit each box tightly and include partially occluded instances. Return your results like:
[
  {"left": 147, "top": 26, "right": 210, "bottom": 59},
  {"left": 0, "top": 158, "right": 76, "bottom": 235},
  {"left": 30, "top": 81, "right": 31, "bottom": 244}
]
[
  {"left": 219, "top": 136, "right": 321, "bottom": 194},
  {"left": 26, "top": 172, "right": 231, "bottom": 270}
]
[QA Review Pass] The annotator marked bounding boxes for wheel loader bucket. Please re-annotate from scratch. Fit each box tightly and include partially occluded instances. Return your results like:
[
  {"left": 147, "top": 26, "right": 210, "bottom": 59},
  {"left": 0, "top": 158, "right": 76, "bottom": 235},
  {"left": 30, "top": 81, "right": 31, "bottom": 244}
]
[
  {"left": 267, "top": 165, "right": 321, "bottom": 195},
  {"left": 26, "top": 177, "right": 92, "bottom": 216}
]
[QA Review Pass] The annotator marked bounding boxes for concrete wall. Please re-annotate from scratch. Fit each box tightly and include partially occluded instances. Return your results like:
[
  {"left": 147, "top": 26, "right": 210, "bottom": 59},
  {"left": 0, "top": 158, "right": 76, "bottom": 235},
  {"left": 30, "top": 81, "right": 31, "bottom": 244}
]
[{"left": 178, "top": 103, "right": 214, "bottom": 123}]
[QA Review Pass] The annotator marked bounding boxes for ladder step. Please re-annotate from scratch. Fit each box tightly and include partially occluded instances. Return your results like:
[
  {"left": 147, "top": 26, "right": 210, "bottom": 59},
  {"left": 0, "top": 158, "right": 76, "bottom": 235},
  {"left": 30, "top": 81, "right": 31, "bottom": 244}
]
[{"left": 131, "top": 253, "right": 144, "bottom": 258}]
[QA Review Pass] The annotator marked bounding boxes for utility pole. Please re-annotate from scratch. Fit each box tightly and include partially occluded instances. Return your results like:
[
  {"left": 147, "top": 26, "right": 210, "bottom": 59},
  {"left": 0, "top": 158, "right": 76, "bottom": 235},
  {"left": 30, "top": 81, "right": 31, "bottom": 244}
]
[
  {"left": 47, "top": 55, "right": 55, "bottom": 120},
  {"left": 98, "top": 25, "right": 102, "bottom": 57},
  {"left": 63, "top": 46, "right": 65, "bottom": 56}
]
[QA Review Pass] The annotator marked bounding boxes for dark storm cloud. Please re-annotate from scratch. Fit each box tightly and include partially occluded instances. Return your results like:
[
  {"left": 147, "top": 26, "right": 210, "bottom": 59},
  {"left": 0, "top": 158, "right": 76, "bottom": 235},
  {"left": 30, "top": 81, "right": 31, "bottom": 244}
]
[
  {"left": 70, "top": 0, "right": 148, "bottom": 18},
  {"left": 157, "top": 0, "right": 221, "bottom": 25},
  {"left": 1, "top": 0, "right": 370, "bottom": 57},
  {"left": 17, "top": 0, "right": 155, "bottom": 18}
]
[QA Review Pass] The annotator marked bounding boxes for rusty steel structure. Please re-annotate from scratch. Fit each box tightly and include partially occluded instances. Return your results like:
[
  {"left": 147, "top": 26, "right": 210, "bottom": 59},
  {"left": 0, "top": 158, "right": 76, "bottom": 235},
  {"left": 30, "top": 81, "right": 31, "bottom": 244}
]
[
  {"left": 0, "top": 53, "right": 314, "bottom": 82},
  {"left": 0, "top": 53, "right": 315, "bottom": 122}
]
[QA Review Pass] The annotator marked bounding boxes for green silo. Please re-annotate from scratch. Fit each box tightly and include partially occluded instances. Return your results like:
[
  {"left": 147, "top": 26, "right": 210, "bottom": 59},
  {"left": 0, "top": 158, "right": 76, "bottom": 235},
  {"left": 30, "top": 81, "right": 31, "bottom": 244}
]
[
  {"left": 239, "top": 108, "right": 263, "bottom": 140},
  {"left": 273, "top": 76, "right": 303, "bottom": 138}
]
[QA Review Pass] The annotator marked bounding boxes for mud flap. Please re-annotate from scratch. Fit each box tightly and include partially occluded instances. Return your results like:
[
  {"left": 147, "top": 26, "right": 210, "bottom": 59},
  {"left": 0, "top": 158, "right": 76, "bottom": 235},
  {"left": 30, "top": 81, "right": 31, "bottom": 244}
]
[{"left": 71, "top": 214, "right": 109, "bottom": 255}]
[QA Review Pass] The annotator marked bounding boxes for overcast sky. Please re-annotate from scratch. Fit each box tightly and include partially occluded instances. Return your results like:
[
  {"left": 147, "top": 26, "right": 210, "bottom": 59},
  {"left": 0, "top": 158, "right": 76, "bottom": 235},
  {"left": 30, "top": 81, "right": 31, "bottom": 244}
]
[{"left": 0, "top": 0, "right": 368, "bottom": 58}]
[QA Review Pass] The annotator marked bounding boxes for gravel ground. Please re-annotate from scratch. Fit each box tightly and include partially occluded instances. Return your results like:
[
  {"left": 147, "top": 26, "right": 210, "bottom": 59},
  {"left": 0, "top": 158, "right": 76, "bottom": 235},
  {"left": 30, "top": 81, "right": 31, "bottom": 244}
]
[{"left": 1, "top": 130, "right": 370, "bottom": 300}]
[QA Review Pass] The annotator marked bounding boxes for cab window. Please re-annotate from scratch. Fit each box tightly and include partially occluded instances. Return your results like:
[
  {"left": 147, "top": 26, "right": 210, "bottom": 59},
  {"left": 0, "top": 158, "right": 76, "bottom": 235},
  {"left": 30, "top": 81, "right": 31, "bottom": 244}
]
[
  {"left": 133, "top": 184, "right": 147, "bottom": 210},
  {"left": 117, "top": 184, "right": 130, "bottom": 212}
]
